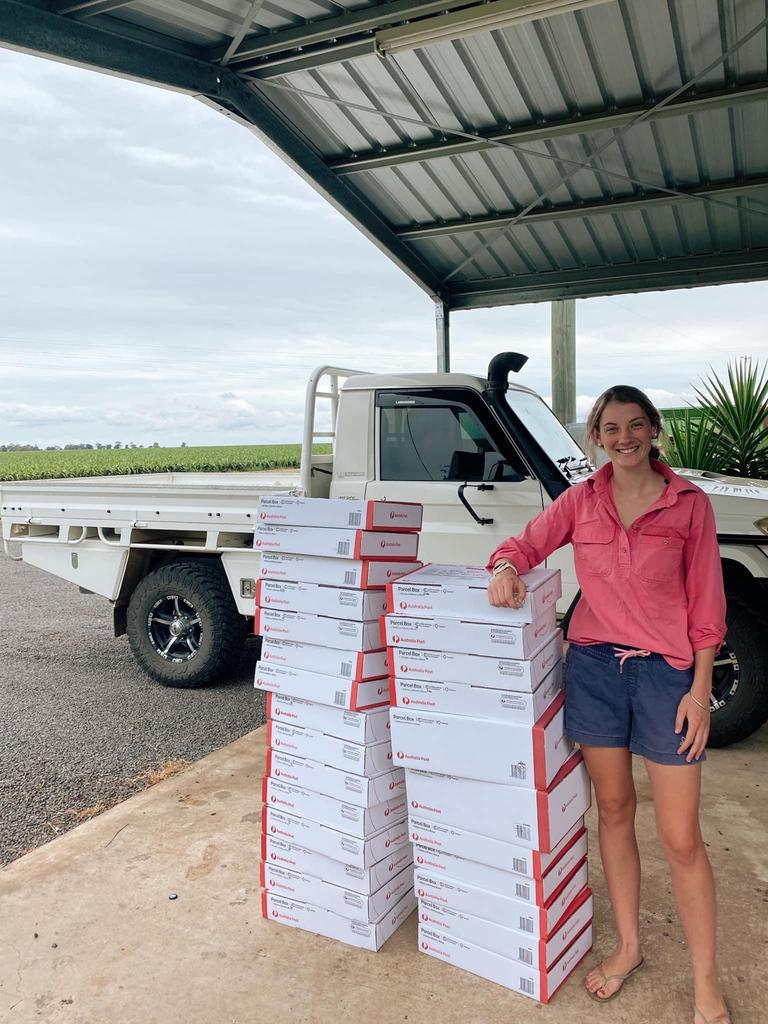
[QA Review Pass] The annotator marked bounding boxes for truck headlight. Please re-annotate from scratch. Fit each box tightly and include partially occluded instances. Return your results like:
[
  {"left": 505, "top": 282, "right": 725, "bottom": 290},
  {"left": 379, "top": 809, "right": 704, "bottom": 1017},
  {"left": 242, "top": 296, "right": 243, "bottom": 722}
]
[{"left": 756, "top": 517, "right": 768, "bottom": 536}]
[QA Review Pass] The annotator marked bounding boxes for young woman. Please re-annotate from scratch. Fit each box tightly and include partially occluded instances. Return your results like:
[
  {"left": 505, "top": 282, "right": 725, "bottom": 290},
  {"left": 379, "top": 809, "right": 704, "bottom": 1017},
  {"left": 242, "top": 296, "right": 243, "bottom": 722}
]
[{"left": 487, "top": 386, "right": 730, "bottom": 1024}]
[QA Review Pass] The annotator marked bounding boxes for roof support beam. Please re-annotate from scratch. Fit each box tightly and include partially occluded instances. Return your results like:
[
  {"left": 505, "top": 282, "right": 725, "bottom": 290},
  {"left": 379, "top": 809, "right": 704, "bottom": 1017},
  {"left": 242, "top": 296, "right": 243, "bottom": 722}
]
[
  {"left": 397, "top": 176, "right": 768, "bottom": 240},
  {"left": 0, "top": 0, "right": 219, "bottom": 91},
  {"left": 329, "top": 80, "right": 768, "bottom": 175},
  {"left": 209, "top": 0, "right": 473, "bottom": 66},
  {"left": 447, "top": 250, "right": 768, "bottom": 308},
  {"left": 53, "top": 1, "right": 135, "bottom": 17}
]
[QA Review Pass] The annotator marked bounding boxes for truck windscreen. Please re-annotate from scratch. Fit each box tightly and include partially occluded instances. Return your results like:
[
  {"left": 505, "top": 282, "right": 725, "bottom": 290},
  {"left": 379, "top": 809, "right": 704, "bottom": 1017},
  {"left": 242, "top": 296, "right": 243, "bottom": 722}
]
[{"left": 504, "top": 391, "right": 592, "bottom": 480}]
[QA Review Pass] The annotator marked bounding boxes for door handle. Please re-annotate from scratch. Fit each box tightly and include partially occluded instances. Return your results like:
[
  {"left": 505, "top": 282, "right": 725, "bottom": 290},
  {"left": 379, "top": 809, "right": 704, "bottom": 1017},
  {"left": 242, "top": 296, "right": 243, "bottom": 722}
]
[{"left": 457, "top": 483, "right": 494, "bottom": 525}]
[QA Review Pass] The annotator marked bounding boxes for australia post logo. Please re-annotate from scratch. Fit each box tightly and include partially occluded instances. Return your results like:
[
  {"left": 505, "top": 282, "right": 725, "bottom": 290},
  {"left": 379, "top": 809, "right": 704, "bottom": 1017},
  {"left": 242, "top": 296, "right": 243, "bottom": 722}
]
[
  {"left": 390, "top": 511, "right": 408, "bottom": 520},
  {"left": 260, "top": 511, "right": 268, "bottom": 520},
  {"left": 400, "top": 601, "right": 408, "bottom": 610},
  {"left": 402, "top": 697, "right": 410, "bottom": 705},
  {"left": 396, "top": 751, "right": 405, "bottom": 760}
]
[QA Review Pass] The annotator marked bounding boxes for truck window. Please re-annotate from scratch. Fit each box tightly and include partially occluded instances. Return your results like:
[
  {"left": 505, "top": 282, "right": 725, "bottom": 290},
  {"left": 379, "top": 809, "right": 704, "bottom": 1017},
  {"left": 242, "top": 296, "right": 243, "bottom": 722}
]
[{"left": 379, "top": 400, "right": 527, "bottom": 482}]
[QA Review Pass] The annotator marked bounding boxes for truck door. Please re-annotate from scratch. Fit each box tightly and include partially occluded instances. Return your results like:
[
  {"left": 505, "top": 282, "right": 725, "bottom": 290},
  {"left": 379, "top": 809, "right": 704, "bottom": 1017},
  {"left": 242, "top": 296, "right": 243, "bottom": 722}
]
[{"left": 364, "top": 390, "right": 544, "bottom": 569}]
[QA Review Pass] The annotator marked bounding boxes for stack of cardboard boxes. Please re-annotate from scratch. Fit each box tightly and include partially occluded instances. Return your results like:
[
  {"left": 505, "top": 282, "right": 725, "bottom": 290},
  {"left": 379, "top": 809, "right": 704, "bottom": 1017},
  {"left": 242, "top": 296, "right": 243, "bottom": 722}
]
[
  {"left": 385, "top": 564, "right": 593, "bottom": 1002},
  {"left": 255, "top": 496, "right": 423, "bottom": 950}
]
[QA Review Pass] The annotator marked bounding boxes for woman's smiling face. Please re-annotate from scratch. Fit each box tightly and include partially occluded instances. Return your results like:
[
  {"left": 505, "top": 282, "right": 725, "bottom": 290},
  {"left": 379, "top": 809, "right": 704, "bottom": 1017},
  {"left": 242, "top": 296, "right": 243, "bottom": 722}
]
[{"left": 594, "top": 401, "right": 656, "bottom": 467}]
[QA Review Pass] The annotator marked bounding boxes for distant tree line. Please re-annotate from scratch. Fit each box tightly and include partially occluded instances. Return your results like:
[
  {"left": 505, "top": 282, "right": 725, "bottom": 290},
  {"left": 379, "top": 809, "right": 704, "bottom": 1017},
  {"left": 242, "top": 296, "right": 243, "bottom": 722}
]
[{"left": 0, "top": 442, "right": 180, "bottom": 452}]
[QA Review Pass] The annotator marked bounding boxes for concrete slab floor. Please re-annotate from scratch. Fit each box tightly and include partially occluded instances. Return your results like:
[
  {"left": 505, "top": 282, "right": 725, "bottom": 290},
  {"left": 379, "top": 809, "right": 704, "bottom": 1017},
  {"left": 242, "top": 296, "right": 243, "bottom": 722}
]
[{"left": 1, "top": 725, "right": 766, "bottom": 1024}]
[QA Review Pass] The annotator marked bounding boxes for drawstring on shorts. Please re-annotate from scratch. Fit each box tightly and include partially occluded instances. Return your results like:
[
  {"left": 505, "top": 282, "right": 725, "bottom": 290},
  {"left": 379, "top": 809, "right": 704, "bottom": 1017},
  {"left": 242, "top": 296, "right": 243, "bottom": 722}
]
[{"left": 613, "top": 647, "right": 652, "bottom": 673}]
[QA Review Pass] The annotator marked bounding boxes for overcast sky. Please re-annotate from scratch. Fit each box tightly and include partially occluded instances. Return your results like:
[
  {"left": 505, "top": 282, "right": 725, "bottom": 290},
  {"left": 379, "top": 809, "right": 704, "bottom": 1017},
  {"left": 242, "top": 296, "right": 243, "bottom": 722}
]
[{"left": 1, "top": 47, "right": 766, "bottom": 448}]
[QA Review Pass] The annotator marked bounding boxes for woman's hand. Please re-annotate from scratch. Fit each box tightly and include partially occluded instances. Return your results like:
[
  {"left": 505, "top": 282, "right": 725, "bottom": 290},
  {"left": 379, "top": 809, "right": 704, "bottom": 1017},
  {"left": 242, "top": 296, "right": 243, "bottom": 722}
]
[
  {"left": 675, "top": 692, "right": 711, "bottom": 762},
  {"left": 488, "top": 568, "right": 527, "bottom": 609}
]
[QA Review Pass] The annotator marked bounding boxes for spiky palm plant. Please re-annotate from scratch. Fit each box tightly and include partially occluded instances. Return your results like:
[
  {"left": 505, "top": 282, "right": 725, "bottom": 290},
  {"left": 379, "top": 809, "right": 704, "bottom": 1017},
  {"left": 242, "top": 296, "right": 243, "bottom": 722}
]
[
  {"left": 693, "top": 358, "right": 768, "bottom": 478},
  {"left": 663, "top": 408, "right": 728, "bottom": 473}
]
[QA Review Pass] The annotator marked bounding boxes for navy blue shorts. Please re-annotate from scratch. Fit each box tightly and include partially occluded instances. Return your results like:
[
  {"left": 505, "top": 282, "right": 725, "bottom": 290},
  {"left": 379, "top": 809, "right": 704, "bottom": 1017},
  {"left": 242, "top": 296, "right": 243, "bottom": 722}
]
[{"left": 564, "top": 643, "right": 704, "bottom": 766}]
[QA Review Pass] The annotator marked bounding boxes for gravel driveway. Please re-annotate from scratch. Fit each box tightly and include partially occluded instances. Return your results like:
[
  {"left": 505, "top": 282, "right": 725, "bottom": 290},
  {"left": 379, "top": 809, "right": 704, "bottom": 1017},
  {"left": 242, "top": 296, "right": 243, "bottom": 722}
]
[{"left": 0, "top": 552, "right": 265, "bottom": 866}]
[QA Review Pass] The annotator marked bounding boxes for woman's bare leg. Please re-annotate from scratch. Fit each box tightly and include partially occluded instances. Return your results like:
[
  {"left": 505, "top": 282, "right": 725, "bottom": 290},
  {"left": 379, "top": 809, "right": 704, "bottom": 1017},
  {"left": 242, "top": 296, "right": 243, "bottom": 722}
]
[
  {"left": 581, "top": 745, "right": 644, "bottom": 998},
  {"left": 644, "top": 760, "right": 730, "bottom": 1023}
]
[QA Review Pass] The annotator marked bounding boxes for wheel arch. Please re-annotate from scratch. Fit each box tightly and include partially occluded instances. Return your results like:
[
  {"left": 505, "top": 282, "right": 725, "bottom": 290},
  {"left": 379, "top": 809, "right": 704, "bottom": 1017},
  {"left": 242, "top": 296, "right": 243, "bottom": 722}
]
[{"left": 113, "top": 550, "right": 223, "bottom": 636}]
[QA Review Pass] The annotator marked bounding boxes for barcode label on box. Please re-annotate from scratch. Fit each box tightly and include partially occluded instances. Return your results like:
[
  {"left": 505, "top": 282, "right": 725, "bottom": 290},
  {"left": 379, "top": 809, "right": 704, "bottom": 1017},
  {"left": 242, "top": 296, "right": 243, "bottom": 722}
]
[
  {"left": 519, "top": 978, "right": 535, "bottom": 995},
  {"left": 510, "top": 762, "right": 527, "bottom": 780},
  {"left": 515, "top": 824, "right": 532, "bottom": 841},
  {"left": 337, "top": 541, "right": 351, "bottom": 555},
  {"left": 347, "top": 512, "right": 362, "bottom": 527},
  {"left": 515, "top": 883, "right": 531, "bottom": 900},
  {"left": 512, "top": 857, "right": 527, "bottom": 874},
  {"left": 518, "top": 917, "right": 534, "bottom": 933},
  {"left": 340, "top": 662, "right": 353, "bottom": 679},
  {"left": 334, "top": 691, "right": 347, "bottom": 706},
  {"left": 344, "top": 571, "right": 357, "bottom": 585},
  {"left": 518, "top": 948, "right": 534, "bottom": 966}
]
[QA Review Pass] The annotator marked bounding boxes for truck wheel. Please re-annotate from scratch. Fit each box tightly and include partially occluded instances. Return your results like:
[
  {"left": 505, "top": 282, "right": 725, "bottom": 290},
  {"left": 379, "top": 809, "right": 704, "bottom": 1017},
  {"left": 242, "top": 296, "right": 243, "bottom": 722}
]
[
  {"left": 708, "top": 598, "right": 768, "bottom": 748},
  {"left": 126, "top": 560, "right": 247, "bottom": 688}
]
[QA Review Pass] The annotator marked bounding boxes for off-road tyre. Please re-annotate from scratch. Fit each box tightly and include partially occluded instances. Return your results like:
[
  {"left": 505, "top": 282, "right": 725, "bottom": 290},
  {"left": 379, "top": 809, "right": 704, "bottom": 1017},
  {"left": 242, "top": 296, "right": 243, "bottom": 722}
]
[
  {"left": 126, "top": 559, "right": 247, "bottom": 688},
  {"left": 708, "top": 597, "right": 768, "bottom": 747}
]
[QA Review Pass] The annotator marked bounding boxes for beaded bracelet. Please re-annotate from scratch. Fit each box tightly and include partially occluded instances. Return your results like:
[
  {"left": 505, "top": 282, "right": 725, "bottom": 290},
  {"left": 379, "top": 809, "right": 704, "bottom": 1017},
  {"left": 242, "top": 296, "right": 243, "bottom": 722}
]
[{"left": 688, "top": 691, "right": 710, "bottom": 712}]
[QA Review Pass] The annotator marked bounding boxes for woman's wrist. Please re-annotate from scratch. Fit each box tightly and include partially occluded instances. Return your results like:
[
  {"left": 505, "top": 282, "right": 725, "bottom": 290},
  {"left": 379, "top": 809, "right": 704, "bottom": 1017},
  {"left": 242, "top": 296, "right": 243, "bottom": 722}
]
[{"left": 688, "top": 690, "right": 711, "bottom": 712}]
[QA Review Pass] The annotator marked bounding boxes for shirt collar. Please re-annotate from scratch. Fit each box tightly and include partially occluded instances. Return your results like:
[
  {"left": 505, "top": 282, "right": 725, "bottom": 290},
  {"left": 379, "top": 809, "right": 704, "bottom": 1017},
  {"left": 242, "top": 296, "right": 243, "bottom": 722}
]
[{"left": 587, "top": 458, "right": 698, "bottom": 508}]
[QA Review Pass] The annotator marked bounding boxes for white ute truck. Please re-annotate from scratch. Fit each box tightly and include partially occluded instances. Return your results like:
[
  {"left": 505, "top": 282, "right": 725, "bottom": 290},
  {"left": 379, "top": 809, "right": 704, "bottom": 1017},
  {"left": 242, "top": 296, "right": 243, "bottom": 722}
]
[{"left": 2, "top": 354, "right": 767, "bottom": 748}]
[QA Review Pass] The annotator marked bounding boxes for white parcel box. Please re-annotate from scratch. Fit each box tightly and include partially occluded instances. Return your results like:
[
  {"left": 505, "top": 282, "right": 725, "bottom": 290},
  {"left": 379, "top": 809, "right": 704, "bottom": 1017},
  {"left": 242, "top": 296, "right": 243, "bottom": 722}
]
[
  {"left": 405, "top": 751, "right": 590, "bottom": 851},
  {"left": 262, "top": 806, "right": 410, "bottom": 869},
  {"left": 255, "top": 607, "right": 382, "bottom": 652},
  {"left": 389, "top": 693, "right": 572, "bottom": 789},
  {"left": 266, "top": 750, "right": 405, "bottom": 808},
  {"left": 389, "top": 662, "right": 562, "bottom": 724},
  {"left": 414, "top": 857, "right": 588, "bottom": 939},
  {"left": 407, "top": 816, "right": 585, "bottom": 878},
  {"left": 256, "top": 661, "right": 388, "bottom": 712},
  {"left": 260, "top": 637, "right": 388, "bottom": 682},
  {"left": 263, "top": 777, "right": 407, "bottom": 838},
  {"left": 419, "top": 887, "right": 593, "bottom": 971},
  {"left": 255, "top": 524, "right": 420, "bottom": 561},
  {"left": 390, "top": 630, "right": 562, "bottom": 692},
  {"left": 413, "top": 828, "right": 588, "bottom": 906},
  {"left": 383, "top": 607, "right": 556, "bottom": 658},
  {"left": 267, "top": 719, "right": 394, "bottom": 777},
  {"left": 256, "top": 580, "right": 388, "bottom": 622},
  {"left": 387, "top": 565, "right": 561, "bottom": 624},
  {"left": 266, "top": 693, "right": 391, "bottom": 744},
  {"left": 418, "top": 916, "right": 592, "bottom": 1003},
  {"left": 259, "top": 552, "right": 422, "bottom": 589},
  {"left": 262, "top": 835, "right": 413, "bottom": 896},
  {"left": 257, "top": 496, "right": 423, "bottom": 532},
  {"left": 268, "top": 749, "right": 405, "bottom": 811},
  {"left": 261, "top": 861, "right": 414, "bottom": 923},
  {"left": 263, "top": 886, "right": 416, "bottom": 952}
]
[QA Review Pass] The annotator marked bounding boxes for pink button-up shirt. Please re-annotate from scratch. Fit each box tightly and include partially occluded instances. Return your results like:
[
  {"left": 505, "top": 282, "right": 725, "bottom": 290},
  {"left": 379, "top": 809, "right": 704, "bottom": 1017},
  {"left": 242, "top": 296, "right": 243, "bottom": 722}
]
[{"left": 487, "top": 460, "right": 726, "bottom": 669}]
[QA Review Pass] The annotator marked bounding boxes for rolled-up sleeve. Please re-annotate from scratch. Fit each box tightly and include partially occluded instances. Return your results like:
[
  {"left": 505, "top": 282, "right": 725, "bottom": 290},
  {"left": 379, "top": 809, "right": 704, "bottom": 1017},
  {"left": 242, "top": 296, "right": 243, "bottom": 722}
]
[
  {"left": 684, "top": 493, "right": 727, "bottom": 651},
  {"left": 486, "top": 486, "right": 577, "bottom": 574}
]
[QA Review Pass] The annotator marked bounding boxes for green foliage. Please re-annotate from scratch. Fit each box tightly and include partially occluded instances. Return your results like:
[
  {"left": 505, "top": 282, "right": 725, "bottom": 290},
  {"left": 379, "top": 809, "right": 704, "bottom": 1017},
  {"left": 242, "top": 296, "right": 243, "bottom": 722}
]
[
  {"left": 0, "top": 444, "right": 332, "bottom": 482},
  {"left": 664, "top": 408, "right": 727, "bottom": 473},
  {"left": 662, "top": 358, "right": 768, "bottom": 479}
]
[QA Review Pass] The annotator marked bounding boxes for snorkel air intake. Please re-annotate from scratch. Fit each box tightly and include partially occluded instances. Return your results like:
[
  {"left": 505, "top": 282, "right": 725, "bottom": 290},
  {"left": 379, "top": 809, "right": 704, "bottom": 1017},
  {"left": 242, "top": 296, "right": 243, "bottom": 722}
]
[{"left": 485, "top": 352, "right": 528, "bottom": 394}]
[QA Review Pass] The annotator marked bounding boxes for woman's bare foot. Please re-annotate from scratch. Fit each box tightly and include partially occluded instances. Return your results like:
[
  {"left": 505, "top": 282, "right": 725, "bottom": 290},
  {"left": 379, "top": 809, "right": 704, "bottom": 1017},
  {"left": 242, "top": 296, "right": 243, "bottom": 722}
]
[
  {"left": 693, "top": 998, "right": 731, "bottom": 1024},
  {"left": 693, "top": 974, "right": 731, "bottom": 1023},
  {"left": 584, "top": 943, "right": 643, "bottom": 1000}
]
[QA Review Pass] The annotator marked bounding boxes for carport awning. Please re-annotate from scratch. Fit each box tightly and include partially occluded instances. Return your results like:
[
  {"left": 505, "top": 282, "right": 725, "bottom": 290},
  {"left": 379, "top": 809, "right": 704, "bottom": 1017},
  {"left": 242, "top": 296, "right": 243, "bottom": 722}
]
[{"left": 2, "top": 0, "right": 768, "bottom": 308}]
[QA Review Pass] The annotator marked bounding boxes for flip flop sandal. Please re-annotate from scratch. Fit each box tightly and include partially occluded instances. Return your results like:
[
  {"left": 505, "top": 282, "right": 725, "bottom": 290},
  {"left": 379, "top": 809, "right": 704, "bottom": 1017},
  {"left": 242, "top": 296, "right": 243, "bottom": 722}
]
[
  {"left": 695, "top": 1006, "right": 732, "bottom": 1024},
  {"left": 586, "top": 956, "right": 645, "bottom": 1003}
]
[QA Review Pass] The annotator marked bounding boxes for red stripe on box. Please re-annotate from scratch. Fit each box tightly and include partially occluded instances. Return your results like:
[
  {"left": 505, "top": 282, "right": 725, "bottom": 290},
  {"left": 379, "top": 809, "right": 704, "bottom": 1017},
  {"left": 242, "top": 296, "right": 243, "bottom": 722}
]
[
  {"left": 389, "top": 676, "right": 398, "bottom": 705},
  {"left": 261, "top": 776, "right": 268, "bottom": 803},
  {"left": 261, "top": 890, "right": 268, "bottom": 918},
  {"left": 353, "top": 530, "right": 363, "bottom": 559},
  {"left": 361, "top": 562, "right": 371, "bottom": 589},
  {"left": 544, "top": 857, "right": 587, "bottom": 917},
  {"left": 386, "top": 583, "right": 395, "bottom": 614},
  {"left": 541, "top": 918, "right": 593, "bottom": 1004},
  {"left": 253, "top": 609, "right": 261, "bottom": 636},
  {"left": 266, "top": 691, "right": 273, "bottom": 719},
  {"left": 266, "top": 720, "right": 273, "bottom": 748},
  {"left": 259, "top": 861, "right": 265, "bottom": 887},
  {"left": 542, "top": 826, "right": 587, "bottom": 881},
  {"left": 365, "top": 505, "right": 375, "bottom": 530},
  {"left": 265, "top": 747, "right": 273, "bottom": 778},
  {"left": 537, "top": 787, "right": 551, "bottom": 852},
  {"left": 260, "top": 833, "right": 267, "bottom": 860},
  {"left": 379, "top": 615, "right": 388, "bottom": 647},
  {"left": 255, "top": 579, "right": 264, "bottom": 606}
]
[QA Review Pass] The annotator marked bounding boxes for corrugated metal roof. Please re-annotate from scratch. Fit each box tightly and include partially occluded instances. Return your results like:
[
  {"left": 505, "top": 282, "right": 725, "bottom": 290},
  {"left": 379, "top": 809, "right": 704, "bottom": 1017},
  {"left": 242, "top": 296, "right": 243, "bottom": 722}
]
[{"left": 2, "top": 0, "right": 767, "bottom": 307}]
